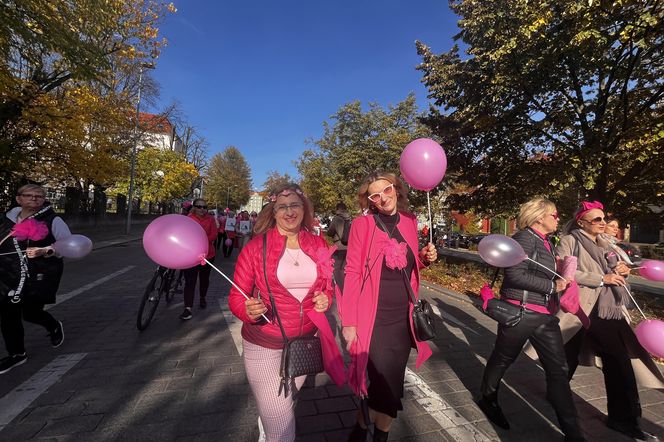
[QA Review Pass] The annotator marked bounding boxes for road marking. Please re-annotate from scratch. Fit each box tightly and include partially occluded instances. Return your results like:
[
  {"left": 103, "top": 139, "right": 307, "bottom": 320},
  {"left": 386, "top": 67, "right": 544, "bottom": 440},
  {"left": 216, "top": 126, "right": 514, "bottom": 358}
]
[
  {"left": 433, "top": 301, "right": 561, "bottom": 436},
  {"left": 218, "top": 299, "right": 243, "bottom": 355},
  {"left": 405, "top": 367, "right": 491, "bottom": 440},
  {"left": 0, "top": 353, "right": 87, "bottom": 431},
  {"left": 46, "top": 266, "right": 135, "bottom": 310}
]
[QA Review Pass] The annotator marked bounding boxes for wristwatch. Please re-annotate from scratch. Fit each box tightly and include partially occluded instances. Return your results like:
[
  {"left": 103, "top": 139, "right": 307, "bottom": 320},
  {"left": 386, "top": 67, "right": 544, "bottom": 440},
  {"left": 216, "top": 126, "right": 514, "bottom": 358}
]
[{"left": 45, "top": 248, "right": 55, "bottom": 257}]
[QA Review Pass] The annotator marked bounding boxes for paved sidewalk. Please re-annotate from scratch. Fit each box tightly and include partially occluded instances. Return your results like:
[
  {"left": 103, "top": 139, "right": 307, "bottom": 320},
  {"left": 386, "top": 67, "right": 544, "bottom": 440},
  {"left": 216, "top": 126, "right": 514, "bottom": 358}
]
[{"left": 1, "top": 226, "right": 661, "bottom": 441}]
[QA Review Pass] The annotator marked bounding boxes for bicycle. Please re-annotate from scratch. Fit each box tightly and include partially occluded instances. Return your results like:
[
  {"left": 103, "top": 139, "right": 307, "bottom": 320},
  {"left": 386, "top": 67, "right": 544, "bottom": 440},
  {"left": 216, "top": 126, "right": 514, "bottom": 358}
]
[{"left": 136, "top": 266, "right": 184, "bottom": 330}]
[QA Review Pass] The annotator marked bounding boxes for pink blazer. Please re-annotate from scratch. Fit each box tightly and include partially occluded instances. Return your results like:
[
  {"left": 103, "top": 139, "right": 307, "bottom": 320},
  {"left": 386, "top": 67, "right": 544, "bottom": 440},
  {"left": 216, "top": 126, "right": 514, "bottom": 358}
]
[{"left": 341, "top": 211, "right": 432, "bottom": 396}]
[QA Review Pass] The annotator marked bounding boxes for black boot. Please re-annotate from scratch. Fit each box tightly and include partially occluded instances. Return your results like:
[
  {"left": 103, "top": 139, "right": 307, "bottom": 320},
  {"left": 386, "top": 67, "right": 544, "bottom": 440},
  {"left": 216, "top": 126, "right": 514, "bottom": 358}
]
[
  {"left": 477, "top": 396, "right": 510, "bottom": 429},
  {"left": 347, "top": 423, "right": 367, "bottom": 442},
  {"left": 373, "top": 428, "right": 389, "bottom": 442},
  {"left": 606, "top": 418, "right": 648, "bottom": 440}
]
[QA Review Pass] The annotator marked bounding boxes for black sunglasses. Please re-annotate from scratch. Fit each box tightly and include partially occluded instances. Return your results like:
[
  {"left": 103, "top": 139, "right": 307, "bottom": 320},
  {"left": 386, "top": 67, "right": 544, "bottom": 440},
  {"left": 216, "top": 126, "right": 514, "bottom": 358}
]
[
  {"left": 194, "top": 204, "right": 208, "bottom": 209},
  {"left": 582, "top": 216, "right": 607, "bottom": 224}
]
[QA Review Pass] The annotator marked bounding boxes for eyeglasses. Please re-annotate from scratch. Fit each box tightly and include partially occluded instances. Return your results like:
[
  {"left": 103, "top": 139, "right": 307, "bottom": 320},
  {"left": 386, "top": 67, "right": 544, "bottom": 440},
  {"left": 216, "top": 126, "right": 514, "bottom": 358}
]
[
  {"left": 582, "top": 216, "right": 607, "bottom": 225},
  {"left": 19, "top": 194, "right": 45, "bottom": 199},
  {"left": 368, "top": 184, "right": 395, "bottom": 203},
  {"left": 194, "top": 204, "right": 208, "bottom": 209},
  {"left": 274, "top": 202, "right": 304, "bottom": 213}
]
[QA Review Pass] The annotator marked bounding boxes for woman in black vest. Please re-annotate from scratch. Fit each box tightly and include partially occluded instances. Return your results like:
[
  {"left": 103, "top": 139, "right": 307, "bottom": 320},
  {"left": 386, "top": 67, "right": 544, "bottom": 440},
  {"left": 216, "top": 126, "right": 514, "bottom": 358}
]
[
  {"left": 0, "top": 184, "right": 70, "bottom": 374},
  {"left": 478, "top": 197, "right": 585, "bottom": 441}
]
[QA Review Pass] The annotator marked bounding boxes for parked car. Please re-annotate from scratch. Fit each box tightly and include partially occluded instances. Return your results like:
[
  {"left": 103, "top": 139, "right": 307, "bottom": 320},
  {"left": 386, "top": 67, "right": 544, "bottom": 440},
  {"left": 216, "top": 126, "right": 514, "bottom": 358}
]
[
  {"left": 467, "top": 233, "right": 490, "bottom": 246},
  {"left": 437, "top": 232, "right": 470, "bottom": 249},
  {"left": 616, "top": 242, "right": 643, "bottom": 266}
]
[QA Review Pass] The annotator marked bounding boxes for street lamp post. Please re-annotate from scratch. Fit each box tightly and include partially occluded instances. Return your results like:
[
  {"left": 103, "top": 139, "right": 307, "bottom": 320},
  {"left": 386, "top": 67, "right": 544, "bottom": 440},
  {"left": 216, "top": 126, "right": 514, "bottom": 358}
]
[
  {"left": 125, "top": 62, "right": 155, "bottom": 235},
  {"left": 226, "top": 185, "right": 238, "bottom": 209}
]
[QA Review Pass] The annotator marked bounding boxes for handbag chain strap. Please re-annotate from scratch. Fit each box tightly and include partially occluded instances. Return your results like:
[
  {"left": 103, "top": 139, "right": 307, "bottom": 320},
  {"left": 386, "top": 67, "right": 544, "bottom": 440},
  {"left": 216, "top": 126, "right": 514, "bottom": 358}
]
[
  {"left": 262, "top": 234, "right": 290, "bottom": 344},
  {"left": 373, "top": 214, "right": 419, "bottom": 306}
]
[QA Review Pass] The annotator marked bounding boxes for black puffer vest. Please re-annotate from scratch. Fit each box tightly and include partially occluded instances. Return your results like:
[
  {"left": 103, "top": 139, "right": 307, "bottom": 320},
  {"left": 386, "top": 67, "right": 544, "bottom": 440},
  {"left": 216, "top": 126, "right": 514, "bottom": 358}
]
[
  {"left": 0, "top": 206, "right": 64, "bottom": 304},
  {"left": 500, "top": 228, "right": 557, "bottom": 308}
]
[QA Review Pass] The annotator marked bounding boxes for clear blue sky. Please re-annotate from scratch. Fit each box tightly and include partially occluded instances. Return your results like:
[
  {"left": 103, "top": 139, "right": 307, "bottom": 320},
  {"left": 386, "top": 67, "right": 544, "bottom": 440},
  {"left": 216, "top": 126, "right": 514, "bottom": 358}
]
[{"left": 151, "top": 0, "right": 459, "bottom": 189}]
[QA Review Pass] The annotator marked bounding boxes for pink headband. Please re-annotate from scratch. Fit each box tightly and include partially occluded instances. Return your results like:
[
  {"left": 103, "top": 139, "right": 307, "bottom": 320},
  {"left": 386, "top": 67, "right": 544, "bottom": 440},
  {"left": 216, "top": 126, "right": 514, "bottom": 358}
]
[
  {"left": 268, "top": 188, "right": 304, "bottom": 202},
  {"left": 575, "top": 200, "right": 604, "bottom": 221}
]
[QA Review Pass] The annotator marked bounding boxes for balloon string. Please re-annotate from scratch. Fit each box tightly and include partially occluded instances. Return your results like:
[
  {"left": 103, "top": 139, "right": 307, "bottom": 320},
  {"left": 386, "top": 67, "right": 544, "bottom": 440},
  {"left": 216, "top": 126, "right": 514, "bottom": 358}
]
[
  {"left": 427, "top": 191, "right": 433, "bottom": 245},
  {"left": 622, "top": 285, "right": 647, "bottom": 321},
  {"left": 524, "top": 257, "right": 568, "bottom": 281},
  {"left": 0, "top": 231, "right": 13, "bottom": 248},
  {"left": 0, "top": 250, "right": 25, "bottom": 256},
  {"left": 204, "top": 258, "right": 271, "bottom": 323}
]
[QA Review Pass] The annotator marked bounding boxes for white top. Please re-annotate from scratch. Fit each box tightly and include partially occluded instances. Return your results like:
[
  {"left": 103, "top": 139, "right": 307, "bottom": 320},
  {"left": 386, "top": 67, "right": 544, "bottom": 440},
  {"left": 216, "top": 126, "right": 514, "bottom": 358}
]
[{"left": 276, "top": 249, "right": 317, "bottom": 303}]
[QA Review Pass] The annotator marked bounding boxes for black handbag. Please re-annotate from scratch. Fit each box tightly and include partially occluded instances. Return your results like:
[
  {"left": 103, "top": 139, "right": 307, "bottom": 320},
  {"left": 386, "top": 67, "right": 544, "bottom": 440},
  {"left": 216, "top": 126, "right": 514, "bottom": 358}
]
[
  {"left": 373, "top": 215, "right": 435, "bottom": 341},
  {"left": 262, "top": 235, "right": 324, "bottom": 397},
  {"left": 483, "top": 250, "right": 536, "bottom": 327}
]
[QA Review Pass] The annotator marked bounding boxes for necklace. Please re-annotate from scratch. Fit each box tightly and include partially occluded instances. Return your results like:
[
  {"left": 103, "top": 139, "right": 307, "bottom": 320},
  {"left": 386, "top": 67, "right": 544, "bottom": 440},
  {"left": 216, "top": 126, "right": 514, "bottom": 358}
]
[{"left": 285, "top": 248, "right": 301, "bottom": 266}]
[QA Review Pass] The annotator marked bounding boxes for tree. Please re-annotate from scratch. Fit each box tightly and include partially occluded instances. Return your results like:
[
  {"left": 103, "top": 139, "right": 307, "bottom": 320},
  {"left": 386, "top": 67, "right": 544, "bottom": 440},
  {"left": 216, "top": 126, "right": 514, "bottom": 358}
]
[
  {"left": 0, "top": 0, "right": 175, "bottom": 200},
  {"left": 263, "top": 170, "right": 296, "bottom": 193},
  {"left": 205, "top": 146, "right": 252, "bottom": 209},
  {"left": 296, "top": 95, "right": 433, "bottom": 214},
  {"left": 109, "top": 147, "right": 199, "bottom": 210},
  {"left": 416, "top": 0, "right": 663, "bottom": 221}
]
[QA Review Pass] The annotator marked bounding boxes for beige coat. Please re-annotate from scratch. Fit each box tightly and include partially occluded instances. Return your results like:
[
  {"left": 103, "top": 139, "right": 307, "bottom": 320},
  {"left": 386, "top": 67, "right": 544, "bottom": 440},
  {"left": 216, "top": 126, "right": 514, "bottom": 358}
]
[{"left": 526, "top": 231, "right": 664, "bottom": 389}]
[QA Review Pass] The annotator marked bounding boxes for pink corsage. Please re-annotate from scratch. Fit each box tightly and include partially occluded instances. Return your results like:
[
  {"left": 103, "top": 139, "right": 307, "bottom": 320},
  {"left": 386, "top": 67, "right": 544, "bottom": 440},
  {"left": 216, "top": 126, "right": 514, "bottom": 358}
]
[
  {"left": 315, "top": 246, "right": 336, "bottom": 290},
  {"left": 381, "top": 238, "right": 407, "bottom": 270},
  {"left": 13, "top": 219, "right": 49, "bottom": 241}
]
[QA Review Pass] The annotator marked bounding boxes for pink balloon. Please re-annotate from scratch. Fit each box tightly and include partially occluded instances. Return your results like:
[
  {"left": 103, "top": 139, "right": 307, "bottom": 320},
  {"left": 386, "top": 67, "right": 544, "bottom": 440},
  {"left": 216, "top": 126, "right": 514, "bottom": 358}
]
[
  {"left": 143, "top": 215, "right": 208, "bottom": 269},
  {"left": 635, "top": 319, "right": 664, "bottom": 358},
  {"left": 477, "top": 234, "right": 527, "bottom": 267},
  {"left": 225, "top": 238, "right": 233, "bottom": 247},
  {"left": 639, "top": 260, "right": 664, "bottom": 282},
  {"left": 53, "top": 234, "right": 93, "bottom": 259},
  {"left": 400, "top": 138, "right": 447, "bottom": 191}
]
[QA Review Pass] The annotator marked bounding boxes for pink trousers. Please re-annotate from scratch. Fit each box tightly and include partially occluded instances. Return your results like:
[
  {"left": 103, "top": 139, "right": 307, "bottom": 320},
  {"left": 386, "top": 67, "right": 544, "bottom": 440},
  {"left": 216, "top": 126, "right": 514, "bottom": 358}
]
[{"left": 243, "top": 339, "right": 306, "bottom": 442}]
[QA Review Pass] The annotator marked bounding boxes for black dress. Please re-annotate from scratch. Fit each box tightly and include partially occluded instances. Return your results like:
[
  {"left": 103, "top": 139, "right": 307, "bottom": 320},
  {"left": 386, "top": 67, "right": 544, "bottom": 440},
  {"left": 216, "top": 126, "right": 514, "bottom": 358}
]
[{"left": 367, "top": 212, "right": 416, "bottom": 418}]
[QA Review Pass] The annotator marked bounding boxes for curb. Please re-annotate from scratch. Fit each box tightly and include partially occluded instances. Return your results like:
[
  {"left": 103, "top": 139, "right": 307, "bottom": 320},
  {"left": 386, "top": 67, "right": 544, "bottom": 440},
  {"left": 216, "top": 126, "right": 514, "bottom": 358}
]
[
  {"left": 92, "top": 236, "right": 143, "bottom": 251},
  {"left": 421, "top": 279, "right": 484, "bottom": 309}
]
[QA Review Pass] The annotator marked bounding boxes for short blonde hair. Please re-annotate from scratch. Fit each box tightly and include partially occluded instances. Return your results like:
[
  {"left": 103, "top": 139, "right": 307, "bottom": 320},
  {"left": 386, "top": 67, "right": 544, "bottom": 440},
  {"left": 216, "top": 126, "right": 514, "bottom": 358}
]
[
  {"left": 16, "top": 184, "right": 46, "bottom": 197},
  {"left": 517, "top": 197, "right": 556, "bottom": 230},
  {"left": 358, "top": 171, "right": 409, "bottom": 213}
]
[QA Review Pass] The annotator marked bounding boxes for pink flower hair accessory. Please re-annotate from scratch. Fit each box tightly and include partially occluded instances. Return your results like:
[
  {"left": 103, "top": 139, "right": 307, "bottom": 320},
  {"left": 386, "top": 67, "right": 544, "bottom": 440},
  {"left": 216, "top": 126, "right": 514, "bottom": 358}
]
[{"left": 381, "top": 238, "right": 407, "bottom": 270}]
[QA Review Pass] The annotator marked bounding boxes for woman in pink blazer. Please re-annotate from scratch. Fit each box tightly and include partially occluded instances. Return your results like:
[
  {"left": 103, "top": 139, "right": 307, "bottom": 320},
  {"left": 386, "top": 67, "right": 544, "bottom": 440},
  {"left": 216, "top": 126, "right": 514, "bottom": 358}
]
[{"left": 342, "top": 171, "right": 437, "bottom": 442}]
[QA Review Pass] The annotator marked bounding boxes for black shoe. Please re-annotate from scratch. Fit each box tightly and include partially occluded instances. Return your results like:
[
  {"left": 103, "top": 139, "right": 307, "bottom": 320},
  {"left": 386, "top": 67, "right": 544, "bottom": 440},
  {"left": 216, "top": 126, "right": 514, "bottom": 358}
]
[
  {"left": 50, "top": 321, "right": 64, "bottom": 348},
  {"left": 0, "top": 353, "right": 27, "bottom": 374},
  {"left": 347, "top": 423, "right": 368, "bottom": 442},
  {"left": 200, "top": 298, "right": 207, "bottom": 309},
  {"left": 607, "top": 419, "right": 649, "bottom": 440},
  {"left": 179, "top": 309, "right": 193, "bottom": 320},
  {"left": 477, "top": 397, "right": 510, "bottom": 429}
]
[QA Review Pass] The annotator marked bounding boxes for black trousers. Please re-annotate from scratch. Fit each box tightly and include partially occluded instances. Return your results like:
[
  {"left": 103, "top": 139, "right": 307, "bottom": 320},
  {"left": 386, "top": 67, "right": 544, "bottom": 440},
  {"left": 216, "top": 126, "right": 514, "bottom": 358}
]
[
  {"left": 481, "top": 311, "right": 583, "bottom": 439},
  {"left": 565, "top": 308, "right": 641, "bottom": 425},
  {"left": 183, "top": 256, "right": 214, "bottom": 308},
  {"left": 332, "top": 250, "right": 347, "bottom": 293},
  {"left": 0, "top": 298, "right": 59, "bottom": 356}
]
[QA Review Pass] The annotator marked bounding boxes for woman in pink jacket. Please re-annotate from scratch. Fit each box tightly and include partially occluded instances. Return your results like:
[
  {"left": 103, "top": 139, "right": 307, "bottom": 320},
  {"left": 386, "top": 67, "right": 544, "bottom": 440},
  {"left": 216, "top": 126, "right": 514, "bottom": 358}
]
[
  {"left": 180, "top": 198, "right": 217, "bottom": 320},
  {"left": 228, "top": 183, "right": 342, "bottom": 441},
  {"left": 342, "top": 171, "right": 437, "bottom": 442}
]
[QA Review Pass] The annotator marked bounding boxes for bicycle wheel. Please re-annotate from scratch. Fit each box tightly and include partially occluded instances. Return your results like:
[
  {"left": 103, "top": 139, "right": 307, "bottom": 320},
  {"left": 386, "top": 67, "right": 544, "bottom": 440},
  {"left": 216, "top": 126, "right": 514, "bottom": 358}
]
[
  {"left": 165, "top": 269, "right": 182, "bottom": 304},
  {"left": 137, "top": 268, "right": 164, "bottom": 330}
]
